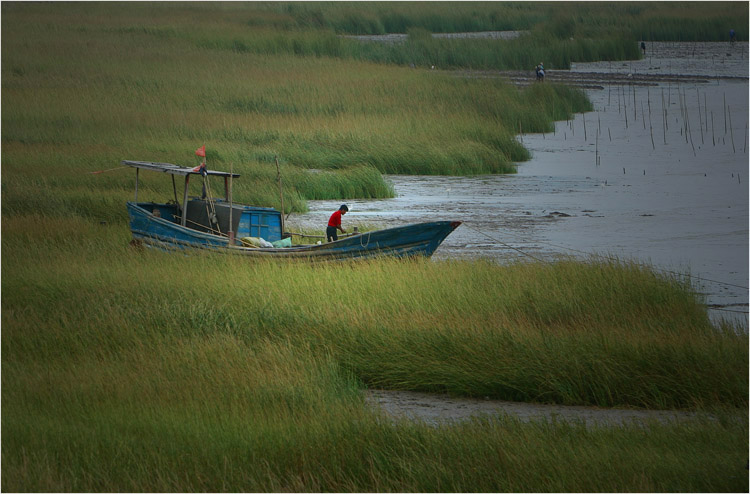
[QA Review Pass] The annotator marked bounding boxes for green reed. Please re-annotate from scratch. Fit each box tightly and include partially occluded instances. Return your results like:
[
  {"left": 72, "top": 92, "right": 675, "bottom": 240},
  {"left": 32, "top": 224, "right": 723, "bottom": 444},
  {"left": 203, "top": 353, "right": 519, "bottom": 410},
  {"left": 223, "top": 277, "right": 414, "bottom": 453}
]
[
  {"left": 2, "top": 231, "right": 747, "bottom": 491},
  {"left": 3, "top": 3, "right": 748, "bottom": 491},
  {"left": 2, "top": 1, "right": 595, "bottom": 219}
]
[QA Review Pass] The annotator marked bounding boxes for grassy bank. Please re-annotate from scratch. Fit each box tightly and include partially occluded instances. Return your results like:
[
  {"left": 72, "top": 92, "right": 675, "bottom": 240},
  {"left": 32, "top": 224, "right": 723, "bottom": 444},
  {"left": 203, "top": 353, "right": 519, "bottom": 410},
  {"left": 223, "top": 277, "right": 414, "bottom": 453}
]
[
  {"left": 266, "top": 1, "right": 746, "bottom": 42},
  {"left": 3, "top": 2, "right": 748, "bottom": 491},
  {"left": 2, "top": 229, "right": 747, "bottom": 491},
  {"left": 2, "top": 2, "right": 594, "bottom": 219}
]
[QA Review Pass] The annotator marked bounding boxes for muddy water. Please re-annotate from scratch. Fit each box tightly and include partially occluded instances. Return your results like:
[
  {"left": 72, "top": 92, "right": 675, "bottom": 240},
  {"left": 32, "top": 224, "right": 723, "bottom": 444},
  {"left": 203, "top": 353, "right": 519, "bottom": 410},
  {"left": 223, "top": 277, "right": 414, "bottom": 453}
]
[
  {"left": 293, "top": 42, "right": 749, "bottom": 329},
  {"left": 365, "top": 389, "right": 707, "bottom": 427}
]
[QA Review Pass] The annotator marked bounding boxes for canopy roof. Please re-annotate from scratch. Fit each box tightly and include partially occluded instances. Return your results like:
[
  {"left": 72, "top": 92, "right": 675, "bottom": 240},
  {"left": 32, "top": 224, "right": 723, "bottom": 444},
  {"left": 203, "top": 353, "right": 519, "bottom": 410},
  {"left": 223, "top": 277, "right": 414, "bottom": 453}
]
[{"left": 121, "top": 160, "right": 240, "bottom": 178}]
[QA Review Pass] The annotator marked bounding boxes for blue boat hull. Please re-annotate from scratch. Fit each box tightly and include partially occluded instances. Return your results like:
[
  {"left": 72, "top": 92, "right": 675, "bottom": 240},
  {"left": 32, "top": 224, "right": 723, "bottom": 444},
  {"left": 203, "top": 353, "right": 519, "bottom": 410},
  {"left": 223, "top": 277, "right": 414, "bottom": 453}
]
[{"left": 127, "top": 202, "right": 460, "bottom": 260}]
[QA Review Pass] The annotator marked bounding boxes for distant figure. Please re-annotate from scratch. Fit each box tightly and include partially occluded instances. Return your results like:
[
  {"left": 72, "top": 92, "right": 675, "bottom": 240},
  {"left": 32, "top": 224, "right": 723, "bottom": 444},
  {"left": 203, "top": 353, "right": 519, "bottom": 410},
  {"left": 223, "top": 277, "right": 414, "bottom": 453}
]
[
  {"left": 535, "top": 62, "right": 545, "bottom": 81},
  {"left": 326, "top": 204, "right": 348, "bottom": 242},
  {"left": 641, "top": 41, "right": 646, "bottom": 55},
  {"left": 730, "top": 29, "right": 736, "bottom": 44}
]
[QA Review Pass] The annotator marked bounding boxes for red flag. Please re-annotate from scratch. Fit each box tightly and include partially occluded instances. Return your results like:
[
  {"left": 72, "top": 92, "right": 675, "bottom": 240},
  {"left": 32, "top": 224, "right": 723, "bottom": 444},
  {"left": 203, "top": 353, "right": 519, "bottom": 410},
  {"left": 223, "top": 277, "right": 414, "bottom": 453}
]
[{"left": 195, "top": 145, "right": 206, "bottom": 158}]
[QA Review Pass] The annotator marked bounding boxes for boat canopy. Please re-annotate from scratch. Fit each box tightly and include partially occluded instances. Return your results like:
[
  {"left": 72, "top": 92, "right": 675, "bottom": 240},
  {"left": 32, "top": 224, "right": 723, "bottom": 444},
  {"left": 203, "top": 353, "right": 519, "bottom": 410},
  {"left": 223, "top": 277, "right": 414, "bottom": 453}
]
[{"left": 121, "top": 160, "right": 240, "bottom": 178}]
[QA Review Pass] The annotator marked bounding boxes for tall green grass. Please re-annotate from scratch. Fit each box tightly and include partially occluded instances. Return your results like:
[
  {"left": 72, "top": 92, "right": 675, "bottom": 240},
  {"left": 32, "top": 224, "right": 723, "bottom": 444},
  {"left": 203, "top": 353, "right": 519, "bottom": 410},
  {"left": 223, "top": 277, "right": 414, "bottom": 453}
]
[
  {"left": 3, "top": 3, "right": 748, "bottom": 491},
  {"left": 266, "top": 1, "right": 747, "bottom": 42},
  {"left": 3, "top": 227, "right": 746, "bottom": 409},
  {"left": 2, "top": 226, "right": 747, "bottom": 491},
  {"left": 2, "top": 1, "right": 594, "bottom": 219}
]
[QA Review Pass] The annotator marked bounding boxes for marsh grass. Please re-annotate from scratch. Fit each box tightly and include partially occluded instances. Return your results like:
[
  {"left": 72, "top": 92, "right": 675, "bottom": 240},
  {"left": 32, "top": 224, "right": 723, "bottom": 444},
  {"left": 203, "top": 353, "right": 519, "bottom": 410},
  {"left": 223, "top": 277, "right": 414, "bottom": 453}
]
[
  {"left": 2, "top": 234, "right": 747, "bottom": 491},
  {"left": 3, "top": 2, "right": 594, "bottom": 220},
  {"left": 3, "top": 3, "right": 748, "bottom": 491}
]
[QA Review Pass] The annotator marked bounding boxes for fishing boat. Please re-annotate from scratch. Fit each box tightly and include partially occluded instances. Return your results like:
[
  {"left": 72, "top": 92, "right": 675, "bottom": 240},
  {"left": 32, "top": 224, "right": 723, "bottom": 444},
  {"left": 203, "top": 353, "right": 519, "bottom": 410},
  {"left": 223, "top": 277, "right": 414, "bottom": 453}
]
[{"left": 122, "top": 160, "right": 461, "bottom": 260}]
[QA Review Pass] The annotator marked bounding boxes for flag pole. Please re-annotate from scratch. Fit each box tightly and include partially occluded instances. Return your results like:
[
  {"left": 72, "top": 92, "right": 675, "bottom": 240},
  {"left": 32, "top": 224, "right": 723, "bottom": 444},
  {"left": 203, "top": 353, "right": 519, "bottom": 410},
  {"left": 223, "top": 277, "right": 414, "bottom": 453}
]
[{"left": 275, "top": 156, "right": 285, "bottom": 237}]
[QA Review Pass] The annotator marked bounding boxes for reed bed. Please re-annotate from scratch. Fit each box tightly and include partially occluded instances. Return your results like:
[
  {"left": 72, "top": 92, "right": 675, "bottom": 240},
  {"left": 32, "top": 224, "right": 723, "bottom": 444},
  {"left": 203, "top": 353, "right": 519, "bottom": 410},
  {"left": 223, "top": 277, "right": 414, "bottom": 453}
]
[
  {"left": 2, "top": 231, "right": 747, "bottom": 491},
  {"left": 3, "top": 3, "right": 748, "bottom": 491},
  {"left": 3, "top": 1, "right": 599, "bottom": 218}
]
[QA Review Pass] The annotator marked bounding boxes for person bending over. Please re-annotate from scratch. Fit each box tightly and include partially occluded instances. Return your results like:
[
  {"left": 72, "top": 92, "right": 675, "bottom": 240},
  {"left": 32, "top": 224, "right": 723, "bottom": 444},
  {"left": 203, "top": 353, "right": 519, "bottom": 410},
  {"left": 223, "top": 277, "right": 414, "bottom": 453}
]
[{"left": 326, "top": 204, "right": 348, "bottom": 242}]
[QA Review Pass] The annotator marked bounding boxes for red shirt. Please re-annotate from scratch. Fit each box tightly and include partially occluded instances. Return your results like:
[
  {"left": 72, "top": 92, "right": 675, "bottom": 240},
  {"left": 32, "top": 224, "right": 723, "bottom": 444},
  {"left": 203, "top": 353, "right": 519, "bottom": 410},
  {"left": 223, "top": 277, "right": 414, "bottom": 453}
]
[{"left": 328, "top": 210, "right": 343, "bottom": 228}]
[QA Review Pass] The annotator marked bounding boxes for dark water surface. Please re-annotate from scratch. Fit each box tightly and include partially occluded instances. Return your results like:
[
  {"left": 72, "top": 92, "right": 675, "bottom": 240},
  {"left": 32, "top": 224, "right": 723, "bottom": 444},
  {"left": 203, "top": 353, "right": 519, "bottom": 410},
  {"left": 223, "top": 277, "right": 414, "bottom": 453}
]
[{"left": 293, "top": 43, "right": 749, "bottom": 327}]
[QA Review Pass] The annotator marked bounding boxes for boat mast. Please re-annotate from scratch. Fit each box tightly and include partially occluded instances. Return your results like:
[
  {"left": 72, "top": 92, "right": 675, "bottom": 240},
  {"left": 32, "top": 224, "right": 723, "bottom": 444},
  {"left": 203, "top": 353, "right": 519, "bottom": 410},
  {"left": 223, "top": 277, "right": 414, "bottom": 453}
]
[
  {"left": 181, "top": 174, "right": 190, "bottom": 227},
  {"left": 228, "top": 163, "right": 235, "bottom": 245}
]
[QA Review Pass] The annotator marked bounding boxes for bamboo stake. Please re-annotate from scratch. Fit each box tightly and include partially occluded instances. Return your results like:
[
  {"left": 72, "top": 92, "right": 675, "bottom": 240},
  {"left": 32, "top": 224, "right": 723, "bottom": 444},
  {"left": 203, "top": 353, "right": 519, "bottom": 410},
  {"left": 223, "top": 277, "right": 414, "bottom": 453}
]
[
  {"left": 686, "top": 98, "right": 696, "bottom": 157},
  {"left": 704, "top": 93, "right": 708, "bottom": 133},
  {"left": 595, "top": 130, "right": 598, "bottom": 166},
  {"left": 729, "top": 106, "right": 735, "bottom": 153},
  {"left": 661, "top": 89, "right": 667, "bottom": 145},
  {"left": 697, "top": 88, "right": 704, "bottom": 145},
  {"left": 582, "top": 112, "right": 587, "bottom": 141},
  {"left": 724, "top": 93, "right": 727, "bottom": 134},
  {"left": 649, "top": 103, "right": 655, "bottom": 150},
  {"left": 711, "top": 111, "right": 715, "bottom": 146}
]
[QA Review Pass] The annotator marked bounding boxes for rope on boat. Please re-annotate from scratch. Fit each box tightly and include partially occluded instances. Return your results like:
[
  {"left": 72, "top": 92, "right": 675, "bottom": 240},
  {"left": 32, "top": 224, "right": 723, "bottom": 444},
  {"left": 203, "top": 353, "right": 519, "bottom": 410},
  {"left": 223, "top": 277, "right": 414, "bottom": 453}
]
[
  {"left": 463, "top": 224, "right": 549, "bottom": 264},
  {"left": 286, "top": 231, "right": 359, "bottom": 239}
]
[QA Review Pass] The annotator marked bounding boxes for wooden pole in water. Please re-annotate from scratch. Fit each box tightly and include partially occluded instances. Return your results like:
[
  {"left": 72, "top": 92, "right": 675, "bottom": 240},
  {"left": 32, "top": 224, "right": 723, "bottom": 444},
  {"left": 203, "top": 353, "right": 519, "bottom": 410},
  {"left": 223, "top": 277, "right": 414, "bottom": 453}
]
[
  {"left": 582, "top": 113, "right": 587, "bottom": 141},
  {"left": 704, "top": 93, "right": 708, "bottom": 133},
  {"left": 642, "top": 102, "right": 646, "bottom": 130},
  {"left": 668, "top": 82, "right": 671, "bottom": 107},
  {"left": 724, "top": 93, "right": 727, "bottom": 134},
  {"left": 744, "top": 121, "right": 748, "bottom": 154},
  {"left": 661, "top": 89, "right": 667, "bottom": 145},
  {"left": 711, "top": 111, "right": 715, "bottom": 146},
  {"left": 697, "top": 88, "right": 704, "bottom": 145},
  {"left": 686, "top": 99, "right": 696, "bottom": 157},
  {"left": 595, "top": 129, "right": 598, "bottom": 165},
  {"left": 648, "top": 102, "right": 655, "bottom": 150},
  {"left": 729, "top": 106, "right": 735, "bottom": 153}
]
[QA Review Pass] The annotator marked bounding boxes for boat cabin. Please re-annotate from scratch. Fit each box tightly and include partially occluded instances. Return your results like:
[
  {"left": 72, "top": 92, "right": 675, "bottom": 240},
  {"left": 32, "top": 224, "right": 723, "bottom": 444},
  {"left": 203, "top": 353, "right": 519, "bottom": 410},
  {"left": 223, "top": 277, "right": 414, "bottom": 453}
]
[{"left": 122, "top": 160, "right": 282, "bottom": 242}]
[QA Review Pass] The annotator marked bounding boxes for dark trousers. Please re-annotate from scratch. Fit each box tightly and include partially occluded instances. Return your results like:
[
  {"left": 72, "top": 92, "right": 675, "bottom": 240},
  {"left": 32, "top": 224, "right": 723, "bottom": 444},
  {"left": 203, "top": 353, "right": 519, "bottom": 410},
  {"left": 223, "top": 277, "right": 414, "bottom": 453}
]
[{"left": 326, "top": 226, "right": 338, "bottom": 242}]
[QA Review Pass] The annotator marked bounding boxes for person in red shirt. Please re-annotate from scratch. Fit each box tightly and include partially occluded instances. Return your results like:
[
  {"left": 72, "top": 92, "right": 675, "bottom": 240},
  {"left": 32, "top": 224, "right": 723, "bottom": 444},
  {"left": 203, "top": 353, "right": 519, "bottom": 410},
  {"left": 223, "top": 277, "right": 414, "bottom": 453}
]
[{"left": 326, "top": 204, "right": 348, "bottom": 242}]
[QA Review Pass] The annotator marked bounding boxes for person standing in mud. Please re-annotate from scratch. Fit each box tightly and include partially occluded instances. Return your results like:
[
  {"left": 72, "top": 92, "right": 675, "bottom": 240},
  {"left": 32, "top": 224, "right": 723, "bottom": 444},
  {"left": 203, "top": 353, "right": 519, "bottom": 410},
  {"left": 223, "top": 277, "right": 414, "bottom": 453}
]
[
  {"left": 535, "top": 62, "right": 545, "bottom": 81},
  {"left": 641, "top": 41, "right": 646, "bottom": 55},
  {"left": 326, "top": 204, "right": 348, "bottom": 242},
  {"left": 729, "top": 29, "right": 736, "bottom": 44}
]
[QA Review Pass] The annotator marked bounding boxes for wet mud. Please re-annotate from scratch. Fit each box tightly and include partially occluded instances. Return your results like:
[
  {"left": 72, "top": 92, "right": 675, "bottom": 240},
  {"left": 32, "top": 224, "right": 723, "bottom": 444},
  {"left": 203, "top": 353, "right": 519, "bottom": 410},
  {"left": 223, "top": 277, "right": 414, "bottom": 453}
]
[{"left": 366, "top": 389, "right": 707, "bottom": 427}]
